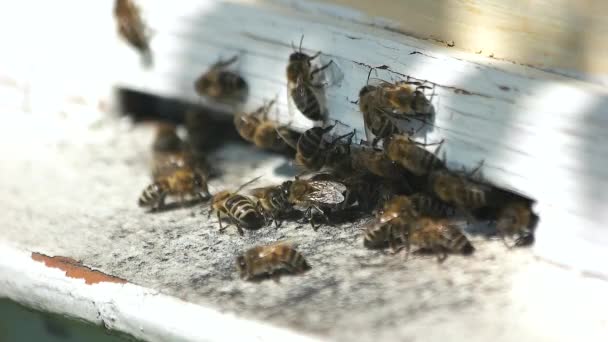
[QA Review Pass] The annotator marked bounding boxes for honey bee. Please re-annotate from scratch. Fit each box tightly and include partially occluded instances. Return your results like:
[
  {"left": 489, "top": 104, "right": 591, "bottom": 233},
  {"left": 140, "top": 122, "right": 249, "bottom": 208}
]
[
  {"left": 383, "top": 134, "right": 445, "bottom": 176},
  {"left": 234, "top": 100, "right": 299, "bottom": 152},
  {"left": 236, "top": 242, "right": 310, "bottom": 281},
  {"left": 381, "top": 80, "right": 433, "bottom": 117},
  {"left": 406, "top": 217, "right": 474, "bottom": 261},
  {"left": 428, "top": 169, "right": 496, "bottom": 211},
  {"left": 409, "top": 193, "right": 456, "bottom": 218},
  {"left": 194, "top": 56, "right": 248, "bottom": 102},
  {"left": 210, "top": 177, "right": 265, "bottom": 235},
  {"left": 138, "top": 167, "right": 210, "bottom": 210},
  {"left": 152, "top": 123, "right": 182, "bottom": 152},
  {"left": 284, "top": 178, "right": 348, "bottom": 229},
  {"left": 350, "top": 147, "right": 407, "bottom": 180},
  {"left": 358, "top": 85, "right": 400, "bottom": 146},
  {"left": 114, "top": 0, "right": 152, "bottom": 67},
  {"left": 342, "top": 174, "right": 409, "bottom": 212},
  {"left": 250, "top": 184, "right": 293, "bottom": 227},
  {"left": 286, "top": 36, "right": 333, "bottom": 121},
  {"left": 496, "top": 201, "right": 538, "bottom": 247},
  {"left": 293, "top": 124, "right": 336, "bottom": 171},
  {"left": 364, "top": 216, "right": 474, "bottom": 261}
]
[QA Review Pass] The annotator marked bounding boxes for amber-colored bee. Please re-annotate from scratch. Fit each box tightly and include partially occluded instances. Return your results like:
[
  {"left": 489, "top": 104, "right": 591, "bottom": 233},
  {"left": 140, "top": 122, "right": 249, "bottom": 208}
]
[
  {"left": 407, "top": 217, "right": 474, "bottom": 261},
  {"left": 409, "top": 193, "right": 456, "bottom": 218},
  {"left": 210, "top": 177, "right": 265, "bottom": 235},
  {"left": 138, "top": 167, "right": 210, "bottom": 210},
  {"left": 234, "top": 100, "right": 299, "bottom": 152},
  {"left": 350, "top": 147, "right": 407, "bottom": 180},
  {"left": 496, "top": 201, "right": 538, "bottom": 247},
  {"left": 381, "top": 80, "right": 433, "bottom": 117},
  {"left": 114, "top": 0, "right": 152, "bottom": 67},
  {"left": 428, "top": 169, "right": 496, "bottom": 211},
  {"left": 194, "top": 56, "right": 248, "bottom": 102},
  {"left": 383, "top": 134, "right": 445, "bottom": 176},
  {"left": 250, "top": 184, "right": 293, "bottom": 227},
  {"left": 286, "top": 36, "right": 333, "bottom": 122},
  {"left": 284, "top": 178, "right": 347, "bottom": 229},
  {"left": 358, "top": 85, "right": 400, "bottom": 146},
  {"left": 236, "top": 242, "right": 310, "bottom": 281}
]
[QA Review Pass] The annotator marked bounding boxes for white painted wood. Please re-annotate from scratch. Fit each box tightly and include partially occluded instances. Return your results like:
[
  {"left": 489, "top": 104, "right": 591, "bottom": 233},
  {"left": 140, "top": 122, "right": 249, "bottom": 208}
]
[
  {"left": 0, "top": 242, "right": 320, "bottom": 342},
  {"left": 0, "top": 0, "right": 606, "bottom": 275}
]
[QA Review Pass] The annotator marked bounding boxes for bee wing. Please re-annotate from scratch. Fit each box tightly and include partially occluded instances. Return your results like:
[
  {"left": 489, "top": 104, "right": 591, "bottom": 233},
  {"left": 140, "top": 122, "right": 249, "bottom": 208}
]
[{"left": 304, "top": 181, "right": 347, "bottom": 204}]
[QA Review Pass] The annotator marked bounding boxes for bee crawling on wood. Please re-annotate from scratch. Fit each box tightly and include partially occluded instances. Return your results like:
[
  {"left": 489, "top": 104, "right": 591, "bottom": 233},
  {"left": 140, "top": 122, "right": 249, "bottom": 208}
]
[
  {"left": 285, "top": 121, "right": 341, "bottom": 171},
  {"left": 496, "top": 200, "right": 538, "bottom": 248},
  {"left": 138, "top": 167, "right": 211, "bottom": 211},
  {"left": 236, "top": 242, "right": 310, "bottom": 281},
  {"left": 358, "top": 78, "right": 433, "bottom": 146},
  {"left": 286, "top": 35, "right": 333, "bottom": 122},
  {"left": 195, "top": 55, "right": 248, "bottom": 102},
  {"left": 428, "top": 168, "right": 498, "bottom": 212},
  {"left": 210, "top": 177, "right": 266, "bottom": 235},
  {"left": 283, "top": 177, "right": 348, "bottom": 230},
  {"left": 114, "top": 0, "right": 153, "bottom": 67},
  {"left": 383, "top": 134, "right": 446, "bottom": 176},
  {"left": 234, "top": 99, "right": 300, "bottom": 152},
  {"left": 250, "top": 183, "right": 294, "bottom": 227}
]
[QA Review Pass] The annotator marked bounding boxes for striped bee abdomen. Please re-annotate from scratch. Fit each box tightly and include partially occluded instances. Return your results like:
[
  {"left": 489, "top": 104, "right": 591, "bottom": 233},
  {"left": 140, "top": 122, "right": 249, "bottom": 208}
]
[
  {"left": 138, "top": 182, "right": 164, "bottom": 208},
  {"left": 225, "top": 194, "right": 264, "bottom": 229},
  {"left": 440, "top": 225, "right": 474, "bottom": 255},
  {"left": 291, "top": 85, "right": 322, "bottom": 121}
]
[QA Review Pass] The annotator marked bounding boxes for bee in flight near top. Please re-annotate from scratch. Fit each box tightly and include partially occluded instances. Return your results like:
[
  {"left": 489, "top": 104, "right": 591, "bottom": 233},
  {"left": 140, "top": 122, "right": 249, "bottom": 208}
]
[
  {"left": 114, "top": 0, "right": 153, "bottom": 67},
  {"left": 195, "top": 55, "right": 248, "bottom": 103},
  {"left": 286, "top": 36, "right": 333, "bottom": 122}
]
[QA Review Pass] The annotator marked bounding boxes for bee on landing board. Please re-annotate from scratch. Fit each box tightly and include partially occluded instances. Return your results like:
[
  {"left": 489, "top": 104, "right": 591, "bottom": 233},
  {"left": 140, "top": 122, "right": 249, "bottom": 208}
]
[
  {"left": 428, "top": 169, "right": 497, "bottom": 212},
  {"left": 138, "top": 167, "right": 210, "bottom": 211},
  {"left": 496, "top": 201, "right": 538, "bottom": 247},
  {"left": 114, "top": 0, "right": 152, "bottom": 67},
  {"left": 286, "top": 36, "right": 333, "bottom": 122},
  {"left": 233, "top": 99, "right": 300, "bottom": 152},
  {"left": 406, "top": 217, "right": 474, "bottom": 262},
  {"left": 283, "top": 178, "right": 348, "bottom": 229},
  {"left": 250, "top": 184, "right": 294, "bottom": 227},
  {"left": 210, "top": 177, "right": 265, "bottom": 235},
  {"left": 383, "top": 134, "right": 446, "bottom": 176},
  {"left": 194, "top": 56, "right": 248, "bottom": 102},
  {"left": 236, "top": 242, "right": 310, "bottom": 281}
]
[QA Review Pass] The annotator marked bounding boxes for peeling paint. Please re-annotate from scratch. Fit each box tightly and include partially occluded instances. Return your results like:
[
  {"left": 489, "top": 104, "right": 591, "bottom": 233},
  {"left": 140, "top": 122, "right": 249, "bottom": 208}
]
[{"left": 31, "top": 252, "right": 127, "bottom": 285}]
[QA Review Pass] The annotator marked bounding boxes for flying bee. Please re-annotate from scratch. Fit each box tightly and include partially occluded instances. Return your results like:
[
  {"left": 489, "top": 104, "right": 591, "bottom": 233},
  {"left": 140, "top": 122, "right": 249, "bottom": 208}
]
[
  {"left": 383, "top": 134, "right": 445, "bottom": 176},
  {"left": 496, "top": 201, "right": 538, "bottom": 247},
  {"left": 284, "top": 178, "right": 348, "bottom": 229},
  {"left": 138, "top": 167, "right": 210, "bottom": 211},
  {"left": 194, "top": 56, "right": 248, "bottom": 102},
  {"left": 286, "top": 36, "right": 333, "bottom": 122},
  {"left": 234, "top": 100, "right": 299, "bottom": 152},
  {"left": 114, "top": 0, "right": 152, "bottom": 67},
  {"left": 428, "top": 169, "right": 496, "bottom": 211},
  {"left": 236, "top": 242, "right": 310, "bottom": 281},
  {"left": 210, "top": 177, "right": 265, "bottom": 235},
  {"left": 250, "top": 184, "right": 293, "bottom": 227},
  {"left": 406, "top": 217, "right": 474, "bottom": 262}
]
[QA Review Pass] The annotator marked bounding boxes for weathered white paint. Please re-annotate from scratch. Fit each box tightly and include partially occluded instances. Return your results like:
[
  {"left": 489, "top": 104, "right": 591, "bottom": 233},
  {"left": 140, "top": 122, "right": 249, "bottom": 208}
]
[
  {"left": 0, "top": 242, "right": 321, "bottom": 342},
  {"left": 0, "top": 0, "right": 606, "bottom": 281}
]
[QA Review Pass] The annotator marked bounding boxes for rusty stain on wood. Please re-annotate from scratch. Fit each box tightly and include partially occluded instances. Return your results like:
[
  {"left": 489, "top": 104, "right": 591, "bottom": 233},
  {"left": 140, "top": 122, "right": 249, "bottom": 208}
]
[{"left": 31, "top": 252, "right": 127, "bottom": 285}]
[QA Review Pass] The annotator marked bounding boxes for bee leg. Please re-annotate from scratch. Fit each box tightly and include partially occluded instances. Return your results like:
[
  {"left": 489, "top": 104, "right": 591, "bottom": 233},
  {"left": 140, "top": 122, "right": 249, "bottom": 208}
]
[
  {"left": 216, "top": 211, "right": 226, "bottom": 232},
  {"left": 213, "top": 55, "right": 239, "bottom": 68},
  {"left": 435, "top": 247, "right": 448, "bottom": 263},
  {"left": 308, "top": 51, "right": 322, "bottom": 60},
  {"left": 152, "top": 193, "right": 167, "bottom": 211},
  {"left": 310, "top": 60, "right": 334, "bottom": 78},
  {"left": 236, "top": 224, "right": 244, "bottom": 236}
]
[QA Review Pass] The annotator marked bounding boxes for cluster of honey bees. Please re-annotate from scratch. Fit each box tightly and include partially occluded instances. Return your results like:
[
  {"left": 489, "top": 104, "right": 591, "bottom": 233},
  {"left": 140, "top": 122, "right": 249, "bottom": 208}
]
[{"left": 119, "top": 0, "right": 539, "bottom": 281}]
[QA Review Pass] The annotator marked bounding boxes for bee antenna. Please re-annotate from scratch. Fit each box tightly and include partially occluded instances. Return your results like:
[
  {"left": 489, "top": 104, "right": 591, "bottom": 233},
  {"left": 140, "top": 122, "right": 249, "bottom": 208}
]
[
  {"left": 236, "top": 175, "right": 263, "bottom": 193},
  {"left": 299, "top": 35, "right": 304, "bottom": 52},
  {"left": 366, "top": 68, "right": 374, "bottom": 85}
]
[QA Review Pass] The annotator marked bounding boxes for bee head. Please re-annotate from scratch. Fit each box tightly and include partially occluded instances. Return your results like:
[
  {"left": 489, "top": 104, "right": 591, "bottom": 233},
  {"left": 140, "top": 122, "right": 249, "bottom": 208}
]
[
  {"left": 192, "top": 173, "right": 211, "bottom": 198},
  {"left": 289, "top": 52, "right": 310, "bottom": 62},
  {"left": 236, "top": 256, "right": 249, "bottom": 279},
  {"left": 233, "top": 112, "right": 258, "bottom": 140},
  {"left": 359, "top": 85, "right": 377, "bottom": 98}
]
